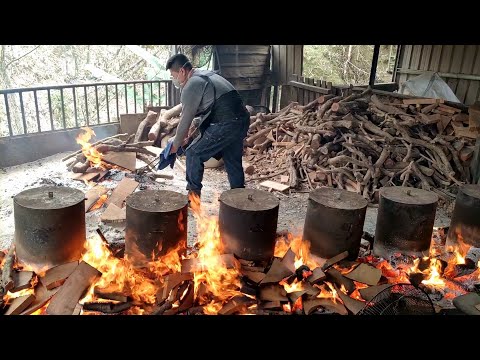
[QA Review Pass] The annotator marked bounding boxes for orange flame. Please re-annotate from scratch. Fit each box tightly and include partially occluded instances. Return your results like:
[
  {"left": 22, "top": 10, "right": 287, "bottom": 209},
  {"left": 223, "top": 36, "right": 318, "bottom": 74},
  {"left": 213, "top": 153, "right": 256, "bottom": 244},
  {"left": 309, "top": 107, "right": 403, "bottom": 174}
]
[
  {"left": 316, "top": 282, "right": 340, "bottom": 303},
  {"left": 274, "top": 233, "right": 323, "bottom": 271},
  {"left": 408, "top": 257, "right": 445, "bottom": 289},
  {"left": 76, "top": 127, "right": 103, "bottom": 168},
  {"left": 90, "top": 194, "right": 108, "bottom": 211},
  {"left": 188, "top": 192, "right": 242, "bottom": 315}
]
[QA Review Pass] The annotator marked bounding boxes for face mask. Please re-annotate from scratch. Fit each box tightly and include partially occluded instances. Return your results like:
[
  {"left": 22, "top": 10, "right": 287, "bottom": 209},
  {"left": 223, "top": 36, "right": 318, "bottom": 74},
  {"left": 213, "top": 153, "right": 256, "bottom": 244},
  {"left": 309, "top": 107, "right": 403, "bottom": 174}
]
[{"left": 171, "top": 62, "right": 189, "bottom": 89}]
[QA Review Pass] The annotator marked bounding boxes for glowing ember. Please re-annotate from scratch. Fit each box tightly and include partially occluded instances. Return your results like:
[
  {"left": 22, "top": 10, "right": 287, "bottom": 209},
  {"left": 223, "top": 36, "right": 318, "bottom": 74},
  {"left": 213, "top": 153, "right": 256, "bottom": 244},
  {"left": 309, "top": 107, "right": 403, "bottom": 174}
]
[{"left": 76, "top": 127, "right": 104, "bottom": 168}]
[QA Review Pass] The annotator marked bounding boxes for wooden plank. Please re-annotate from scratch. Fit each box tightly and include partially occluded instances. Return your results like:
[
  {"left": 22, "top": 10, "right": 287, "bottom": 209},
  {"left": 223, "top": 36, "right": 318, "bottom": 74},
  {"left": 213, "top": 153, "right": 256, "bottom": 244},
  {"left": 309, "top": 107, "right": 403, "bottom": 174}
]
[
  {"left": 456, "top": 45, "right": 477, "bottom": 103},
  {"left": 293, "top": 45, "right": 303, "bottom": 79},
  {"left": 259, "top": 301, "right": 282, "bottom": 310},
  {"left": 258, "top": 284, "right": 288, "bottom": 302},
  {"left": 106, "top": 177, "right": 138, "bottom": 208},
  {"left": 218, "top": 295, "right": 254, "bottom": 315},
  {"left": 303, "top": 298, "right": 348, "bottom": 315},
  {"left": 438, "top": 104, "right": 462, "bottom": 113},
  {"left": 11, "top": 271, "right": 34, "bottom": 292},
  {"left": 307, "top": 267, "right": 326, "bottom": 284},
  {"left": 403, "top": 98, "right": 444, "bottom": 105},
  {"left": 279, "top": 45, "right": 287, "bottom": 85},
  {"left": 287, "top": 45, "right": 295, "bottom": 88},
  {"left": 439, "top": 45, "right": 453, "bottom": 73},
  {"left": 41, "top": 261, "right": 79, "bottom": 290},
  {"left": 344, "top": 263, "right": 382, "bottom": 286},
  {"left": 281, "top": 248, "right": 296, "bottom": 273},
  {"left": 325, "top": 267, "right": 356, "bottom": 295},
  {"left": 259, "top": 180, "right": 290, "bottom": 192},
  {"left": 5, "top": 294, "right": 36, "bottom": 315},
  {"left": 335, "top": 284, "right": 365, "bottom": 315},
  {"left": 20, "top": 282, "right": 60, "bottom": 315},
  {"left": 260, "top": 258, "right": 293, "bottom": 284},
  {"left": 452, "top": 292, "right": 480, "bottom": 315},
  {"left": 144, "top": 145, "right": 162, "bottom": 157},
  {"left": 94, "top": 285, "right": 131, "bottom": 303},
  {"left": 447, "top": 45, "right": 465, "bottom": 95},
  {"left": 419, "top": 45, "right": 432, "bottom": 70},
  {"left": 398, "top": 45, "right": 413, "bottom": 86},
  {"left": 288, "top": 80, "right": 330, "bottom": 94},
  {"left": 84, "top": 186, "right": 108, "bottom": 212},
  {"left": 100, "top": 203, "right": 126, "bottom": 223},
  {"left": 241, "top": 269, "right": 266, "bottom": 284},
  {"left": 321, "top": 251, "right": 349, "bottom": 271},
  {"left": 70, "top": 171, "right": 100, "bottom": 182},
  {"left": 46, "top": 261, "right": 101, "bottom": 315},
  {"left": 102, "top": 151, "right": 137, "bottom": 172},
  {"left": 410, "top": 45, "right": 423, "bottom": 70},
  {"left": 358, "top": 284, "right": 391, "bottom": 302},
  {"left": 429, "top": 45, "right": 443, "bottom": 72},
  {"left": 157, "top": 273, "right": 193, "bottom": 304},
  {"left": 466, "top": 47, "right": 480, "bottom": 105}
]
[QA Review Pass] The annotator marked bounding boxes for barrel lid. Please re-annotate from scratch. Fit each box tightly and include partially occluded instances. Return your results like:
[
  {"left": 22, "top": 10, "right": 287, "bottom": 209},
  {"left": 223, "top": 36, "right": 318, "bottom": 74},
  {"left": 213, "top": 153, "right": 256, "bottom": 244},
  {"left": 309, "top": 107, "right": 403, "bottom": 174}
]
[
  {"left": 14, "top": 186, "right": 85, "bottom": 210},
  {"left": 126, "top": 190, "right": 188, "bottom": 212},
  {"left": 309, "top": 187, "right": 367, "bottom": 210},
  {"left": 460, "top": 184, "right": 480, "bottom": 199},
  {"left": 380, "top": 186, "right": 438, "bottom": 205},
  {"left": 219, "top": 188, "right": 279, "bottom": 211}
]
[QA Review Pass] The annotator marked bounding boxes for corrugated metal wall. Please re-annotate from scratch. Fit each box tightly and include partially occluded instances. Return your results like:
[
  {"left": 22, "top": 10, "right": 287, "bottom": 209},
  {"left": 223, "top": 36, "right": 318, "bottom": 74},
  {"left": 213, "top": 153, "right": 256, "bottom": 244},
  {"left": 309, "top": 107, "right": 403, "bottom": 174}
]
[
  {"left": 396, "top": 45, "right": 480, "bottom": 105},
  {"left": 271, "top": 45, "right": 304, "bottom": 85}
]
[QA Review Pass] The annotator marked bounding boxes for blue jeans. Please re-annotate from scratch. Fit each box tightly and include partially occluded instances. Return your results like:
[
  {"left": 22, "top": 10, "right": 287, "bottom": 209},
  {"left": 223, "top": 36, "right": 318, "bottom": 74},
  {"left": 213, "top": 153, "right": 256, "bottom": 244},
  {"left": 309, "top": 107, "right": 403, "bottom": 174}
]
[{"left": 185, "top": 117, "right": 249, "bottom": 194}]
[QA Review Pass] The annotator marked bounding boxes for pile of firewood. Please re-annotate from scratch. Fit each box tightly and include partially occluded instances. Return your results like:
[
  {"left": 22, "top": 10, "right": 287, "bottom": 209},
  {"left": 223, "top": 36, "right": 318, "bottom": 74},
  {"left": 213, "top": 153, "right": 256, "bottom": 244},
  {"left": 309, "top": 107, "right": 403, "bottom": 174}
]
[{"left": 244, "top": 89, "right": 478, "bottom": 202}]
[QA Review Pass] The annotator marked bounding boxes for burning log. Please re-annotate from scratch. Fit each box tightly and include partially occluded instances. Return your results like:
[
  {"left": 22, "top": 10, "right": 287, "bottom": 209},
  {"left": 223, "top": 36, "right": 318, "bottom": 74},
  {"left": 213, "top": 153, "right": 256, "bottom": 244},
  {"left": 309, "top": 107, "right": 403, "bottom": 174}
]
[
  {"left": 134, "top": 110, "right": 158, "bottom": 143},
  {"left": 307, "top": 267, "right": 327, "bottom": 284},
  {"left": 260, "top": 258, "right": 293, "bottom": 285},
  {"left": 150, "top": 300, "right": 173, "bottom": 315},
  {"left": 94, "top": 285, "right": 132, "bottom": 303},
  {"left": 4, "top": 294, "right": 36, "bottom": 315},
  {"left": 325, "top": 268, "right": 356, "bottom": 295},
  {"left": 83, "top": 301, "right": 132, "bottom": 314},
  {"left": 11, "top": 271, "right": 35, "bottom": 292},
  {"left": 0, "top": 244, "right": 16, "bottom": 296},
  {"left": 61, "top": 133, "right": 129, "bottom": 162},
  {"left": 321, "top": 251, "right": 350, "bottom": 272},
  {"left": 46, "top": 261, "right": 102, "bottom": 315},
  {"left": 259, "top": 284, "right": 288, "bottom": 302},
  {"left": 334, "top": 284, "right": 366, "bottom": 315},
  {"left": 218, "top": 296, "right": 255, "bottom": 315},
  {"left": 20, "top": 281, "right": 60, "bottom": 315}
]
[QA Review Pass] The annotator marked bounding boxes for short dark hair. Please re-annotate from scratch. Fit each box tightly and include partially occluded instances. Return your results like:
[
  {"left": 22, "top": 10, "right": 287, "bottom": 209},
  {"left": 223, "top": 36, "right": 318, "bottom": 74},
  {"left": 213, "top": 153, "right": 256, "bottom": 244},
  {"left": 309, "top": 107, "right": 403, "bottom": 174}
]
[{"left": 166, "top": 53, "right": 193, "bottom": 71}]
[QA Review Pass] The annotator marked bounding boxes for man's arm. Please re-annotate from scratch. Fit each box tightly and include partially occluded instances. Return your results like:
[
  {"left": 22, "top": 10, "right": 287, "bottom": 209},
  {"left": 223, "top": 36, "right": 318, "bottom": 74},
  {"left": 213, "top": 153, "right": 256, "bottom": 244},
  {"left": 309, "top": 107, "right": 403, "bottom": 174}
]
[{"left": 172, "top": 78, "right": 205, "bottom": 150}]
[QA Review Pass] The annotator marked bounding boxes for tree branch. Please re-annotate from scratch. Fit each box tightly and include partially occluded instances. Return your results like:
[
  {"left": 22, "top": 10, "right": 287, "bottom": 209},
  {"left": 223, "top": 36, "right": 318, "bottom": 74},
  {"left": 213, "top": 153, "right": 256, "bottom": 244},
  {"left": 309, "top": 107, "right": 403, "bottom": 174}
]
[{"left": 5, "top": 45, "right": 41, "bottom": 69}]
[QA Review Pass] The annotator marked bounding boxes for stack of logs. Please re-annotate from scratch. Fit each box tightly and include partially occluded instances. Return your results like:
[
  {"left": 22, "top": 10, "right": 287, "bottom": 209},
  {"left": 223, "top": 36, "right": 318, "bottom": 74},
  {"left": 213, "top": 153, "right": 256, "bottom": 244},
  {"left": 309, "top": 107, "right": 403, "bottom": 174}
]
[{"left": 245, "top": 89, "right": 478, "bottom": 203}]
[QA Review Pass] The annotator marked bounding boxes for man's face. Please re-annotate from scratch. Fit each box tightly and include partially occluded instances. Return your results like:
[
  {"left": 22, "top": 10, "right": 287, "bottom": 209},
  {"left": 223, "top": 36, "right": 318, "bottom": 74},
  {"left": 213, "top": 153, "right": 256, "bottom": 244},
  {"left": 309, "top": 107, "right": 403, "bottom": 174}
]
[{"left": 170, "top": 67, "right": 187, "bottom": 88}]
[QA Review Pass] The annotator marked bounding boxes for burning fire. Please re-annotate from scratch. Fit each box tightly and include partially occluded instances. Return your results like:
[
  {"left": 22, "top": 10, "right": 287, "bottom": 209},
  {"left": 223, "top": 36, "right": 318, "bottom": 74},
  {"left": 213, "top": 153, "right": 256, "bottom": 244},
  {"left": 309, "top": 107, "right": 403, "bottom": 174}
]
[
  {"left": 274, "top": 233, "right": 323, "bottom": 271},
  {"left": 188, "top": 192, "right": 242, "bottom": 314},
  {"left": 316, "top": 282, "right": 340, "bottom": 303},
  {"left": 76, "top": 127, "right": 103, "bottom": 168}
]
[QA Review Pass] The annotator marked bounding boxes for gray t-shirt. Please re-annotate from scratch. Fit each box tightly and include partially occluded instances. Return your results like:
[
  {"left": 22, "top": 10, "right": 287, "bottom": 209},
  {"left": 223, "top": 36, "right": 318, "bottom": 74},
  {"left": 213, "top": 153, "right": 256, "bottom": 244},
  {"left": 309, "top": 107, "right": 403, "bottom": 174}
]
[{"left": 173, "top": 69, "right": 235, "bottom": 148}]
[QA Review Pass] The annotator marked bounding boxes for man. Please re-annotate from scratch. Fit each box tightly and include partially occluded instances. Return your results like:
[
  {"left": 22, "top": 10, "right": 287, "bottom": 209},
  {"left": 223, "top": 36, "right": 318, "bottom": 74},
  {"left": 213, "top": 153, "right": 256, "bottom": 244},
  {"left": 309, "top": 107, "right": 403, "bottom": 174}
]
[{"left": 166, "top": 53, "right": 250, "bottom": 199}]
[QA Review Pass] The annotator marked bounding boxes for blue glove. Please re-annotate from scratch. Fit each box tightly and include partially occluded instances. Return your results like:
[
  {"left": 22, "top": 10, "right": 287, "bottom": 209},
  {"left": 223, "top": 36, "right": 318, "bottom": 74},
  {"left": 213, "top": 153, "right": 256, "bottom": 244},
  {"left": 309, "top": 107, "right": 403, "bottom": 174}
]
[{"left": 157, "top": 138, "right": 184, "bottom": 170}]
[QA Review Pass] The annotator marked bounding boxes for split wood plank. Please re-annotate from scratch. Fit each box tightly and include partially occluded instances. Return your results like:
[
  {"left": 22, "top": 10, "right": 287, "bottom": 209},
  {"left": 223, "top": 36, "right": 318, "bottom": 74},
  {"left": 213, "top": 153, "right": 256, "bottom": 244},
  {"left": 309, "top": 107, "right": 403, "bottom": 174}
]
[
  {"left": 258, "top": 284, "right": 288, "bottom": 302},
  {"left": 241, "top": 269, "right": 266, "bottom": 284},
  {"left": 325, "top": 268, "right": 356, "bottom": 295},
  {"left": 5, "top": 294, "right": 36, "bottom": 315},
  {"left": 281, "top": 248, "right": 296, "bottom": 273},
  {"left": 106, "top": 177, "right": 139, "bottom": 208},
  {"left": 321, "top": 251, "right": 349, "bottom": 271},
  {"left": 102, "top": 151, "right": 137, "bottom": 171},
  {"left": 358, "top": 284, "right": 392, "bottom": 302},
  {"left": 11, "top": 271, "right": 34, "bottom": 292},
  {"left": 218, "top": 296, "right": 254, "bottom": 315},
  {"left": 260, "top": 258, "right": 293, "bottom": 284},
  {"left": 94, "top": 285, "right": 131, "bottom": 303},
  {"left": 259, "top": 301, "right": 282, "bottom": 310},
  {"left": 402, "top": 98, "right": 444, "bottom": 105},
  {"left": 84, "top": 186, "right": 108, "bottom": 212},
  {"left": 307, "top": 267, "right": 327, "bottom": 284},
  {"left": 344, "top": 263, "right": 382, "bottom": 286},
  {"left": 70, "top": 172, "right": 101, "bottom": 182},
  {"left": 303, "top": 298, "right": 348, "bottom": 315},
  {"left": 156, "top": 273, "right": 193, "bottom": 304},
  {"left": 20, "top": 282, "right": 60, "bottom": 315},
  {"left": 46, "top": 261, "right": 102, "bottom": 315},
  {"left": 100, "top": 203, "right": 126, "bottom": 223},
  {"left": 259, "top": 180, "right": 290, "bottom": 192},
  {"left": 41, "top": 261, "right": 79, "bottom": 290},
  {"left": 334, "top": 284, "right": 365, "bottom": 315}
]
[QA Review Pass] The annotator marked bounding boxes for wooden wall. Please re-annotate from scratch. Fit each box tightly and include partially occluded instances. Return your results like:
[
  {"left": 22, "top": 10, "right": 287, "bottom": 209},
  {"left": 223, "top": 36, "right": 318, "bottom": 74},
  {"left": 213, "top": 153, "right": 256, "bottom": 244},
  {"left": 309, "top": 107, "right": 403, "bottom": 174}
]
[
  {"left": 271, "top": 45, "right": 304, "bottom": 85},
  {"left": 395, "top": 45, "right": 480, "bottom": 105}
]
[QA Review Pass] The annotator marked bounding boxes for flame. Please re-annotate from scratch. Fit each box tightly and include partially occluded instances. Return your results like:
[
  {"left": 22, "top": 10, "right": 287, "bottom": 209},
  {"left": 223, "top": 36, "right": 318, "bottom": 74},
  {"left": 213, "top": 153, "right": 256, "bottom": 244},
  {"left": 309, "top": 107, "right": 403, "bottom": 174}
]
[
  {"left": 280, "top": 277, "right": 305, "bottom": 293},
  {"left": 188, "top": 192, "right": 242, "bottom": 315},
  {"left": 274, "top": 233, "right": 323, "bottom": 270},
  {"left": 4, "top": 287, "right": 35, "bottom": 303},
  {"left": 76, "top": 127, "right": 103, "bottom": 168},
  {"left": 408, "top": 257, "right": 445, "bottom": 289},
  {"left": 90, "top": 194, "right": 108, "bottom": 211},
  {"left": 444, "top": 233, "right": 471, "bottom": 278},
  {"left": 350, "top": 281, "right": 368, "bottom": 301},
  {"left": 316, "top": 282, "right": 339, "bottom": 303}
]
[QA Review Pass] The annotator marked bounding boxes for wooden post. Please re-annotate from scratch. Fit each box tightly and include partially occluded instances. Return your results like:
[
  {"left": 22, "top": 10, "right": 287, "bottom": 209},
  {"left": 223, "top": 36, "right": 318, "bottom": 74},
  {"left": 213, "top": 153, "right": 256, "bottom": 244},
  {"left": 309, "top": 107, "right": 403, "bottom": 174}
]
[{"left": 369, "top": 45, "right": 380, "bottom": 86}]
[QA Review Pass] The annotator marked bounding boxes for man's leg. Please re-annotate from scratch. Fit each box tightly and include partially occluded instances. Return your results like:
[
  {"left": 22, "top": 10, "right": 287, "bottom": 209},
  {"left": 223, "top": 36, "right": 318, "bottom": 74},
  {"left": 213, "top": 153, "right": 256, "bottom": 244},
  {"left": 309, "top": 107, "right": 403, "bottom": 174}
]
[{"left": 222, "top": 120, "right": 249, "bottom": 189}]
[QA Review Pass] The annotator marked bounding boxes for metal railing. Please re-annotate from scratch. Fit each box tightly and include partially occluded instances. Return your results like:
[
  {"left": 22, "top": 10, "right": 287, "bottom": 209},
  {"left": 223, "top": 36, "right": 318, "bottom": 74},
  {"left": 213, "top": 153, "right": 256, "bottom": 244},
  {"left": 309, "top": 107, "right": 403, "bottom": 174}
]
[{"left": 0, "top": 80, "right": 176, "bottom": 137}]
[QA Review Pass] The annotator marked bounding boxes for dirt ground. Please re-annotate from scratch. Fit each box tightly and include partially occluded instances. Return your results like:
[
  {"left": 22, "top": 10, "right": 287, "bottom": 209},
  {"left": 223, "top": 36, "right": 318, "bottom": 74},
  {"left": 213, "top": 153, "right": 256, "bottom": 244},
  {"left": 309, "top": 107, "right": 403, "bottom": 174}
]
[{"left": 0, "top": 151, "right": 453, "bottom": 252}]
